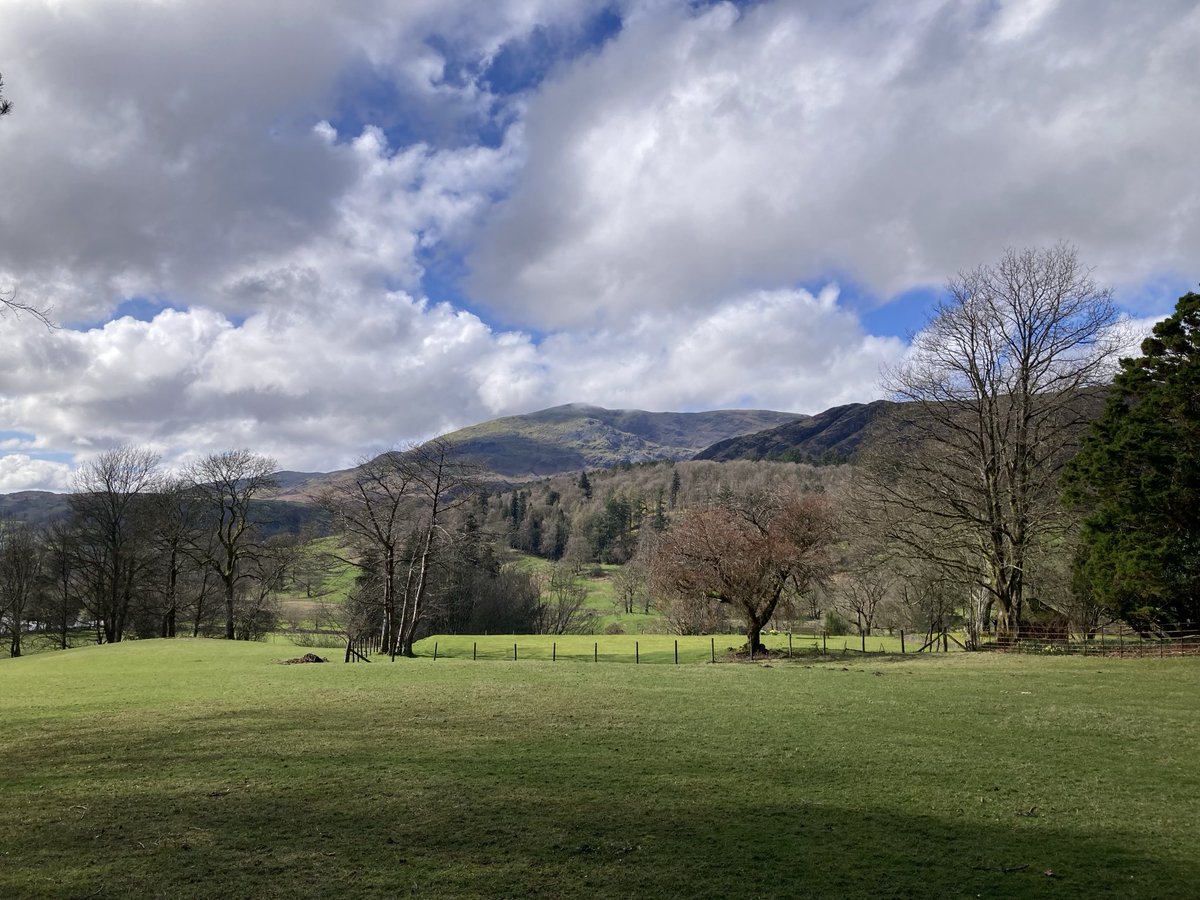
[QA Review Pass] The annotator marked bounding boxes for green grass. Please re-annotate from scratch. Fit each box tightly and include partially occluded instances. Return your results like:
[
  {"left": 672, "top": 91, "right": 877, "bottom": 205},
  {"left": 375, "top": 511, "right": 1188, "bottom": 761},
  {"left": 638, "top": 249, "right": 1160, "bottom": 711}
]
[
  {"left": 410, "top": 631, "right": 952, "bottom": 662},
  {"left": 2, "top": 640, "right": 1198, "bottom": 898}
]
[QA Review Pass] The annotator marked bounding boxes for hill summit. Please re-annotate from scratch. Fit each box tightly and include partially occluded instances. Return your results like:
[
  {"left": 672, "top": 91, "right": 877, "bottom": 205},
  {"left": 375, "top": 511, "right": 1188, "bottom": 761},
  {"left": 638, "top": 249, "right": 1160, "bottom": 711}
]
[{"left": 435, "top": 403, "right": 801, "bottom": 478}]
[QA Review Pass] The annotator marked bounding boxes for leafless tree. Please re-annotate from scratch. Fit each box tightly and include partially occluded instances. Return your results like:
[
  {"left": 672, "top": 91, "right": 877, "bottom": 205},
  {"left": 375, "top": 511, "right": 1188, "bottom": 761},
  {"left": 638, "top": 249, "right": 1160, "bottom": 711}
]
[
  {"left": 230, "top": 535, "right": 295, "bottom": 640},
  {"left": 36, "top": 519, "right": 81, "bottom": 649},
  {"left": 652, "top": 491, "right": 837, "bottom": 653},
  {"left": 0, "top": 522, "right": 45, "bottom": 657},
  {"left": 836, "top": 562, "right": 894, "bottom": 637},
  {"left": 391, "top": 438, "right": 482, "bottom": 657},
  {"left": 189, "top": 450, "right": 278, "bottom": 640},
  {"left": 858, "top": 245, "right": 1121, "bottom": 639},
  {"left": 69, "top": 447, "right": 162, "bottom": 643},
  {"left": 314, "top": 452, "right": 417, "bottom": 653},
  {"left": 535, "top": 564, "right": 596, "bottom": 635},
  {"left": 142, "top": 476, "right": 207, "bottom": 638}
]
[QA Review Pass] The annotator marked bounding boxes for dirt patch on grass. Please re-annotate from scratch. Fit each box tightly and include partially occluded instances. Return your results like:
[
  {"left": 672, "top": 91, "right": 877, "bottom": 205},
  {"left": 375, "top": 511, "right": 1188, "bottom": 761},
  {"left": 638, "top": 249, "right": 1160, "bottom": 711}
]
[{"left": 280, "top": 653, "right": 327, "bottom": 665}]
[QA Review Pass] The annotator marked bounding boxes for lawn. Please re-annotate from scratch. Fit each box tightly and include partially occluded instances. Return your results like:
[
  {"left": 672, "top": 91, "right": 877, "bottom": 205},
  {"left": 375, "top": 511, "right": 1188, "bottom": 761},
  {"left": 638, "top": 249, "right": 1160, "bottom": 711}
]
[{"left": 1, "top": 640, "right": 1197, "bottom": 898}]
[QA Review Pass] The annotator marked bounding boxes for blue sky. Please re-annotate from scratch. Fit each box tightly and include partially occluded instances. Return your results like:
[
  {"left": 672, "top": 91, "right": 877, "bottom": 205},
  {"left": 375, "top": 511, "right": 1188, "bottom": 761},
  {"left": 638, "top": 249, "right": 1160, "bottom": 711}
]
[{"left": 0, "top": 0, "right": 1196, "bottom": 490}]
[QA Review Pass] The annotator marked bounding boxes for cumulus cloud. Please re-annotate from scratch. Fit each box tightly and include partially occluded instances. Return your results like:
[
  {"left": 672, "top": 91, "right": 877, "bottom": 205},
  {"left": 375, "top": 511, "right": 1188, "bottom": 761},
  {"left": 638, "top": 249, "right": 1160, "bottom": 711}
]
[
  {"left": 0, "top": 280, "right": 895, "bottom": 484},
  {"left": 0, "top": 0, "right": 1192, "bottom": 490},
  {"left": 0, "top": 455, "right": 74, "bottom": 493},
  {"left": 470, "top": 0, "right": 1200, "bottom": 329}
]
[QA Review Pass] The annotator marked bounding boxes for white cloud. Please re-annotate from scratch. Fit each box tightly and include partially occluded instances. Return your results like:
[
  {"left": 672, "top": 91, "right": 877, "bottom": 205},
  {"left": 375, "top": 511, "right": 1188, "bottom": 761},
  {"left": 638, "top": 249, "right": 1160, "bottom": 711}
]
[
  {"left": 0, "top": 0, "right": 1193, "bottom": 491},
  {"left": 470, "top": 0, "right": 1200, "bottom": 329},
  {"left": 0, "top": 455, "right": 74, "bottom": 493}
]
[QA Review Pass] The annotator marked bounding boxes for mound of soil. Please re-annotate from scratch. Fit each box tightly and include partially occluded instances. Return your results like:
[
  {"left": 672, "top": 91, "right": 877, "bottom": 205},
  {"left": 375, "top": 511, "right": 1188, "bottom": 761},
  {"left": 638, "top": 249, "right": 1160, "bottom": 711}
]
[{"left": 281, "top": 653, "right": 327, "bottom": 665}]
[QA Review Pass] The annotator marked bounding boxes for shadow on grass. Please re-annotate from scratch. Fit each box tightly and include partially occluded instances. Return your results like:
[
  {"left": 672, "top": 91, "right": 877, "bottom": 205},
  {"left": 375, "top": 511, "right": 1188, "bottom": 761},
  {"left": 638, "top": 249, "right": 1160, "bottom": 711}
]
[{"left": 2, "top": 706, "right": 1190, "bottom": 899}]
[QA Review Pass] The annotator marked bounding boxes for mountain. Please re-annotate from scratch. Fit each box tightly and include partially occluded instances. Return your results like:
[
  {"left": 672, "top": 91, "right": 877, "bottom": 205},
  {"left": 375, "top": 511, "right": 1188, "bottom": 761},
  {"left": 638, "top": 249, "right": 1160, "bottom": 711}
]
[
  {"left": 0, "top": 491, "right": 71, "bottom": 525},
  {"left": 275, "top": 404, "right": 804, "bottom": 498},
  {"left": 693, "top": 400, "right": 895, "bottom": 464},
  {"left": 433, "top": 403, "right": 802, "bottom": 478},
  {"left": 0, "top": 404, "right": 805, "bottom": 511}
]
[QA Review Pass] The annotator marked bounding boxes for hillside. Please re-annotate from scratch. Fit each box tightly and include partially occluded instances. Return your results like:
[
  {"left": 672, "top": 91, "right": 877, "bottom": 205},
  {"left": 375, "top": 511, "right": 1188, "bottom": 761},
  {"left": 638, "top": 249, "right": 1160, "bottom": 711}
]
[
  {"left": 444, "top": 403, "right": 801, "bottom": 477},
  {"left": 1, "top": 404, "right": 805, "bottom": 510},
  {"left": 694, "top": 400, "right": 894, "bottom": 464},
  {"left": 275, "top": 403, "right": 802, "bottom": 497}
]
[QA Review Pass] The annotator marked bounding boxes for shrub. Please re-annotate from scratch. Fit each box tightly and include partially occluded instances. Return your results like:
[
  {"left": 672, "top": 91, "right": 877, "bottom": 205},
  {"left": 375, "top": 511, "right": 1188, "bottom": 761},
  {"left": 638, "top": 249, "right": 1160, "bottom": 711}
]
[{"left": 823, "top": 610, "right": 851, "bottom": 636}]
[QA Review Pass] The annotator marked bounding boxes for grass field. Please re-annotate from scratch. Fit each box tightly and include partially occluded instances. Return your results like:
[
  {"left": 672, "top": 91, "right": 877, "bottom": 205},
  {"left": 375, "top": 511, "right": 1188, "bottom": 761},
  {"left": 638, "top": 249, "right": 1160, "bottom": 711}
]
[{"left": 2, "top": 640, "right": 1198, "bottom": 898}]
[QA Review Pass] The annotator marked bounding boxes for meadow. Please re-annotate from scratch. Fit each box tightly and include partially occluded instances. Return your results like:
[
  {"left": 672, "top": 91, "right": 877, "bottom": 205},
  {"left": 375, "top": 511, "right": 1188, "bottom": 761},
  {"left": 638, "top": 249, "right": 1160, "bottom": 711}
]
[{"left": 1, "top": 639, "right": 1197, "bottom": 898}]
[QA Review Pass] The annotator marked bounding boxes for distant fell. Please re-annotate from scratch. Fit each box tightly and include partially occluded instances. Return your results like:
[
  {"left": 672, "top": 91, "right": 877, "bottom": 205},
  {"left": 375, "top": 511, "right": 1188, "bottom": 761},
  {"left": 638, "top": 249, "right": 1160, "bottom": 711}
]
[
  {"left": 438, "top": 403, "right": 801, "bottom": 478},
  {"left": 694, "top": 401, "right": 895, "bottom": 464}
]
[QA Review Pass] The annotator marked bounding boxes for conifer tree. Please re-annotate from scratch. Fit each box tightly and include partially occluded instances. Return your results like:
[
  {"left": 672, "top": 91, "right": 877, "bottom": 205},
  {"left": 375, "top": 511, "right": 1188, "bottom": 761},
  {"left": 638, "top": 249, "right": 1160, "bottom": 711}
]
[{"left": 1065, "top": 292, "right": 1200, "bottom": 632}]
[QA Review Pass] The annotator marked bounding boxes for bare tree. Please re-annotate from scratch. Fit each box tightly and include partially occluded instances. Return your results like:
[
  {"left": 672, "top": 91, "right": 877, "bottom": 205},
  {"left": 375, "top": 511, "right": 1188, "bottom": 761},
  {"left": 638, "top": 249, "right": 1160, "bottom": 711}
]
[
  {"left": 535, "top": 564, "right": 596, "bottom": 635},
  {"left": 70, "top": 447, "right": 162, "bottom": 643},
  {"left": 0, "top": 71, "right": 12, "bottom": 117},
  {"left": 859, "top": 245, "right": 1121, "bottom": 639},
  {"left": 37, "top": 519, "right": 81, "bottom": 650},
  {"left": 189, "top": 450, "right": 278, "bottom": 640},
  {"left": 144, "top": 476, "right": 206, "bottom": 638},
  {"left": 391, "top": 438, "right": 482, "bottom": 657},
  {"left": 0, "top": 522, "right": 45, "bottom": 657},
  {"left": 836, "top": 563, "right": 894, "bottom": 637},
  {"left": 314, "top": 453, "right": 416, "bottom": 653},
  {"left": 652, "top": 491, "right": 836, "bottom": 653}
]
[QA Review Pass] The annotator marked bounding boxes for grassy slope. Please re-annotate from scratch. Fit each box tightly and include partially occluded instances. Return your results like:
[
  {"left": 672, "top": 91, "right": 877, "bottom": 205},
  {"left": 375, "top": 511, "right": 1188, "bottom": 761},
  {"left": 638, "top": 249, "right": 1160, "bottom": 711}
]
[{"left": 2, "top": 641, "right": 1198, "bottom": 898}]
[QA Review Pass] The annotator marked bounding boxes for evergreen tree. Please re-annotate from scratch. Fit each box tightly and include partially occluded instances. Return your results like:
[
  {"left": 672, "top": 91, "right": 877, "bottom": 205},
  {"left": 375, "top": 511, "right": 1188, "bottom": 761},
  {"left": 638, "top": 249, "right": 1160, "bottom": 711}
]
[
  {"left": 578, "top": 470, "right": 592, "bottom": 501},
  {"left": 1064, "top": 292, "right": 1200, "bottom": 632}
]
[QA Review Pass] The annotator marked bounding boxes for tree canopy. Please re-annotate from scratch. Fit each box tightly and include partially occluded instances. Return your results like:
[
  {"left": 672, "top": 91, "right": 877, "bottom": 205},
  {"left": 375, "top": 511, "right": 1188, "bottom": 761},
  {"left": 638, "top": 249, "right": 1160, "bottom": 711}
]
[
  {"left": 651, "top": 490, "right": 835, "bottom": 653},
  {"left": 1065, "top": 292, "right": 1200, "bottom": 632}
]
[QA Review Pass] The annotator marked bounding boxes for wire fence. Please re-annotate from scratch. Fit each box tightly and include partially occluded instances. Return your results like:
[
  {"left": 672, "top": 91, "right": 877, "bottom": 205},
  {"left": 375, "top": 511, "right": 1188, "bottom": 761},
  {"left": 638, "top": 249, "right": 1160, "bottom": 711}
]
[
  {"left": 371, "top": 629, "right": 971, "bottom": 665},
  {"left": 985, "top": 625, "right": 1200, "bottom": 658}
]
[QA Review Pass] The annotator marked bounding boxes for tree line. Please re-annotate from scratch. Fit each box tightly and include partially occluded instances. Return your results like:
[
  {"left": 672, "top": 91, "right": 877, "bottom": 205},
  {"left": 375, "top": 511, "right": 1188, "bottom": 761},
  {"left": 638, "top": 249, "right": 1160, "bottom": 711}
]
[{"left": 0, "top": 448, "right": 290, "bottom": 655}]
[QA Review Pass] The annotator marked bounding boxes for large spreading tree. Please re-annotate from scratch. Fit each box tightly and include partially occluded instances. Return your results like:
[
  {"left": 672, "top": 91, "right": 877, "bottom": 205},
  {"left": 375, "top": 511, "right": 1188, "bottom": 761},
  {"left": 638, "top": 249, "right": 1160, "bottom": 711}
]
[
  {"left": 1064, "top": 292, "right": 1200, "bottom": 633},
  {"left": 651, "top": 490, "right": 836, "bottom": 653},
  {"left": 856, "top": 245, "right": 1120, "bottom": 639}
]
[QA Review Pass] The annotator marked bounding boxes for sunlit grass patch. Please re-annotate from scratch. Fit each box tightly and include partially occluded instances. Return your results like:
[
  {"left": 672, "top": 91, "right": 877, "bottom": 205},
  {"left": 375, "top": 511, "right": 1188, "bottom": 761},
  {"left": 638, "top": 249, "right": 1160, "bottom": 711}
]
[{"left": 2, "top": 639, "right": 1197, "bottom": 898}]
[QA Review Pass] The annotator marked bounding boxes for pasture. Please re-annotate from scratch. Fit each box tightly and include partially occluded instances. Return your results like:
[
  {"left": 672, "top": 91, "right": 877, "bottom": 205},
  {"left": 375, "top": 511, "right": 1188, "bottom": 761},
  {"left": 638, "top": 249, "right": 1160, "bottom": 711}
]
[{"left": 1, "top": 640, "right": 1197, "bottom": 898}]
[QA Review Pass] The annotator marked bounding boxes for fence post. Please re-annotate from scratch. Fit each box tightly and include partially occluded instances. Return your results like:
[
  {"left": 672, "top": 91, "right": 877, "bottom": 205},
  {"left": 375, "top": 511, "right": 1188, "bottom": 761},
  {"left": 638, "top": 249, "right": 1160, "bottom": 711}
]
[
  {"left": 513, "top": 642, "right": 517, "bottom": 662},
  {"left": 900, "top": 630, "right": 905, "bottom": 654},
  {"left": 553, "top": 642, "right": 556, "bottom": 662},
  {"left": 711, "top": 637, "right": 715, "bottom": 664},
  {"left": 1119, "top": 628, "right": 1124, "bottom": 657},
  {"left": 674, "top": 640, "right": 678, "bottom": 665},
  {"left": 822, "top": 631, "right": 827, "bottom": 656},
  {"left": 433, "top": 641, "right": 438, "bottom": 661},
  {"left": 636, "top": 641, "right": 639, "bottom": 665},
  {"left": 473, "top": 641, "right": 477, "bottom": 661},
  {"left": 594, "top": 642, "right": 598, "bottom": 663}
]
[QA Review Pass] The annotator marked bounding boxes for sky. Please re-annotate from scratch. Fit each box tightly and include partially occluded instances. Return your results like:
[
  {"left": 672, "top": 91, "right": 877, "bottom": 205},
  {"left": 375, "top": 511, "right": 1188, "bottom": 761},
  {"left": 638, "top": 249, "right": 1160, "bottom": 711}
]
[{"left": 0, "top": 0, "right": 1196, "bottom": 491}]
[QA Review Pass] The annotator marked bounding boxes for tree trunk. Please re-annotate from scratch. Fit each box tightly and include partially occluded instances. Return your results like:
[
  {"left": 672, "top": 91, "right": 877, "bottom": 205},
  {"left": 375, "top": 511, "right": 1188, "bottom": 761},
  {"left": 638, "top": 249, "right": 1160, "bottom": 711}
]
[
  {"left": 745, "top": 616, "right": 765, "bottom": 654},
  {"left": 400, "top": 525, "right": 437, "bottom": 658},
  {"left": 163, "top": 551, "right": 178, "bottom": 638},
  {"left": 224, "top": 579, "right": 236, "bottom": 640}
]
